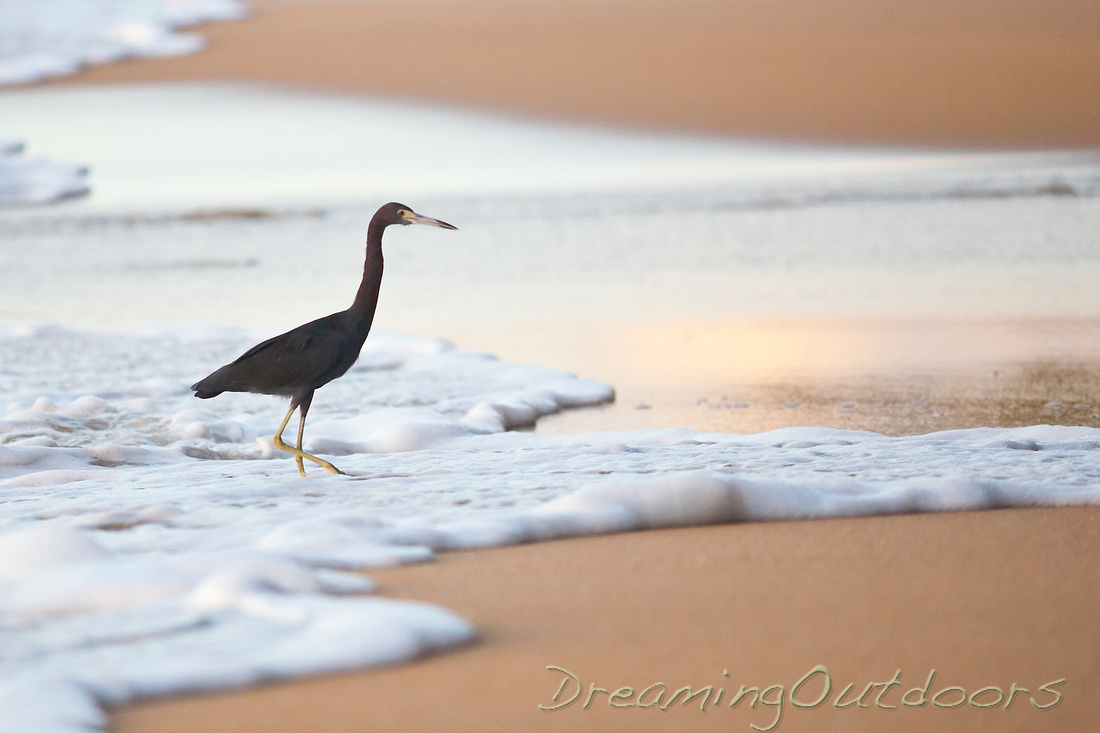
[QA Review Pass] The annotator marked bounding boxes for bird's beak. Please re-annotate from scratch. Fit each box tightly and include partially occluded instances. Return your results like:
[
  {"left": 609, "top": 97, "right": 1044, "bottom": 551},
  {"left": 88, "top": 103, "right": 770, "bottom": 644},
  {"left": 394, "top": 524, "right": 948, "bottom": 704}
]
[{"left": 407, "top": 212, "right": 458, "bottom": 230}]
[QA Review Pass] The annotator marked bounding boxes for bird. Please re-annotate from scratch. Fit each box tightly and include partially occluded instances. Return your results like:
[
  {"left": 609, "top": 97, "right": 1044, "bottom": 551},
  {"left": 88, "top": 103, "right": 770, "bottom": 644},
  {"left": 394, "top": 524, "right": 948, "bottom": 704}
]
[{"left": 191, "top": 202, "right": 457, "bottom": 476}]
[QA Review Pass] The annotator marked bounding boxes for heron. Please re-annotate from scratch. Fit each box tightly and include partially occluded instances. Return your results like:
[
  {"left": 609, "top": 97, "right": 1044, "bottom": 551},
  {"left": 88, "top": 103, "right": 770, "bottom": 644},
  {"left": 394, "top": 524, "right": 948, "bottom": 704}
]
[{"left": 191, "top": 202, "right": 457, "bottom": 476}]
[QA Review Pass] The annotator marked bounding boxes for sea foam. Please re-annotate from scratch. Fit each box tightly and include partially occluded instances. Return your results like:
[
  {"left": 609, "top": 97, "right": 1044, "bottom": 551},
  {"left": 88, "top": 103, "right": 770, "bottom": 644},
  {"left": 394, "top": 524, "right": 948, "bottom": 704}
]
[
  {"left": 0, "top": 1, "right": 245, "bottom": 206},
  {"left": 0, "top": 137, "right": 89, "bottom": 206},
  {"left": 0, "top": 326, "right": 1098, "bottom": 732},
  {"left": 0, "top": 0, "right": 246, "bottom": 86}
]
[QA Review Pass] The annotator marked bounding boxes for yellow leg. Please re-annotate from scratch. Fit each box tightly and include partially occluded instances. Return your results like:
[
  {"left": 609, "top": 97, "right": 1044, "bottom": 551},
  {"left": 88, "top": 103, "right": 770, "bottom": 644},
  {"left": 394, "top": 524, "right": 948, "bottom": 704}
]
[
  {"left": 272, "top": 403, "right": 345, "bottom": 476},
  {"left": 295, "top": 410, "right": 306, "bottom": 476}
]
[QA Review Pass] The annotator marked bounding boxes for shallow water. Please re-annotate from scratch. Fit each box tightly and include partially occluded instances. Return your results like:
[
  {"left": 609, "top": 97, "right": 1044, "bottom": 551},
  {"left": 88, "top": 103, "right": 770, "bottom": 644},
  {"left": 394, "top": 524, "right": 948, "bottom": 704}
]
[
  {"left": 462, "top": 320, "right": 1100, "bottom": 435},
  {"left": 3, "top": 82, "right": 1099, "bottom": 208},
  {"left": 0, "top": 4, "right": 243, "bottom": 206},
  {"left": 0, "top": 87, "right": 1097, "bottom": 331}
]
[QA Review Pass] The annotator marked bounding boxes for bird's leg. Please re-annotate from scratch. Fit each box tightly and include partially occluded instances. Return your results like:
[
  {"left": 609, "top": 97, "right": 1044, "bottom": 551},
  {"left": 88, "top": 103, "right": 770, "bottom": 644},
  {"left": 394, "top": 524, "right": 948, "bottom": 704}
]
[
  {"left": 297, "top": 398, "right": 344, "bottom": 475},
  {"left": 272, "top": 404, "right": 305, "bottom": 476},
  {"left": 271, "top": 401, "right": 344, "bottom": 476},
  {"left": 293, "top": 392, "right": 312, "bottom": 475},
  {"left": 294, "top": 408, "right": 306, "bottom": 476}
]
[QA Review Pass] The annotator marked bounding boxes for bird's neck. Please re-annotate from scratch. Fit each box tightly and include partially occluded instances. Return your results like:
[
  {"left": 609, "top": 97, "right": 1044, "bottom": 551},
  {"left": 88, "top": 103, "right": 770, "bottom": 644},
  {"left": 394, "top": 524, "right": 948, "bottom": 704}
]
[{"left": 349, "top": 224, "right": 386, "bottom": 329}]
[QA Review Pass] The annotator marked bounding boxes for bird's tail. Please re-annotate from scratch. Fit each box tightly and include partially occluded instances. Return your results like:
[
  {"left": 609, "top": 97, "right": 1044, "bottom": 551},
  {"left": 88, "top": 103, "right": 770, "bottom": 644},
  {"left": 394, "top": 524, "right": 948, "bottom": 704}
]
[
  {"left": 191, "top": 366, "right": 233, "bottom": 399},
  {"left": 191, "top": 383, "right": 222, "bottom": 399}
]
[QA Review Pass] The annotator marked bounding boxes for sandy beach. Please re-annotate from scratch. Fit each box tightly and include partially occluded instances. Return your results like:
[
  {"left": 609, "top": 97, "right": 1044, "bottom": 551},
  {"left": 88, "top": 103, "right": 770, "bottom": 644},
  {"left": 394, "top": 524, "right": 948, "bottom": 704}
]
[
  {"left": 58, "top": 0, "right": 1100, "bottom": 148},
  {"left": 3, "top": 1, "right": 1095, "bottom": 731},
  {"left": 115, "top": 507, "right": 1099, "bottom": 733}
]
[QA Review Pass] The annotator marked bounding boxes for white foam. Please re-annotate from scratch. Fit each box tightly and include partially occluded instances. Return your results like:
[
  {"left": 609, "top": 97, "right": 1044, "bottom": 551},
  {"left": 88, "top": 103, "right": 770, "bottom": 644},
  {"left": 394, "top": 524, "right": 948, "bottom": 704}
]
[
  {"left": 0, "top": 325, "right": 1097, "bottom": 732},
  {"left": 0, "top": 0, "right": 246, "bottom": 86},
  {"left": 0, "top": 138, "right": 89, "bottom": 206},
  {"left": 0, "top": 525, "right": 111, "bottom": 582}
]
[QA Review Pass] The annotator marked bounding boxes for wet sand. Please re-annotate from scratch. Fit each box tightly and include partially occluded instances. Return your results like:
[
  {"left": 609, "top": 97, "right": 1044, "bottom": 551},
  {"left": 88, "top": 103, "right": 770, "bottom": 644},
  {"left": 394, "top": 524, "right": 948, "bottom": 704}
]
[
  {"left": 451, "top": 320, "right": 1100, "bottom": 436},
  {"left": 114, "top": 506, "right": 1099, "bottom": 733},
  {"left": 55, "top": 0, "right": 1100, "bottom": 148}
]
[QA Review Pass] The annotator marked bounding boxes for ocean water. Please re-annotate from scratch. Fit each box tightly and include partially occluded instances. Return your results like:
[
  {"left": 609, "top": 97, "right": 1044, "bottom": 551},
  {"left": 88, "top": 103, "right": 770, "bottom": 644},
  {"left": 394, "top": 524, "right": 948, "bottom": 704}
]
[
  {"left": 1, "top": 85, "right": 1098, "bottom": 329},
  {"left": 0, "top": 0, "right": 244, "bottom": 206},
  {"left": 5, "top": 81, "right": 1100, "bottom": 209},
  {"left": 1, "top": 76, "right": 1099, "bottom": 733}
]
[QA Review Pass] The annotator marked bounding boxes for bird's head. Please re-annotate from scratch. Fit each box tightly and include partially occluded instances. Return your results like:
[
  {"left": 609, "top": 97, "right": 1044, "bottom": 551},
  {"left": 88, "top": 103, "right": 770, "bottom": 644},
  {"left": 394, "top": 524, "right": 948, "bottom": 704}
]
[{"left": 380, "top": 202, "right": 457, "bottom": 230}]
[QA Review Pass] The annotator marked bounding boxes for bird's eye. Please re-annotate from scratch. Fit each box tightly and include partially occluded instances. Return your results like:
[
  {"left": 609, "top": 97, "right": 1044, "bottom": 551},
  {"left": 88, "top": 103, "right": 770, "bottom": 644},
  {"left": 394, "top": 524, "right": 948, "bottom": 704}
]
[{"left": 398, "top": 209, "right": 411, "bottom": 219}]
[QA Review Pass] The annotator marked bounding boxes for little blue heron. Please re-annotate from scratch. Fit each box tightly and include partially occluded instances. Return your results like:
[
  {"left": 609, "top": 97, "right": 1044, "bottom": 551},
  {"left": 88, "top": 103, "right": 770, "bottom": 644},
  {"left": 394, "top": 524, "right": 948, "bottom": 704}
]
[{"left": 191, "top": 202, "right": 457, "bottom": 475}]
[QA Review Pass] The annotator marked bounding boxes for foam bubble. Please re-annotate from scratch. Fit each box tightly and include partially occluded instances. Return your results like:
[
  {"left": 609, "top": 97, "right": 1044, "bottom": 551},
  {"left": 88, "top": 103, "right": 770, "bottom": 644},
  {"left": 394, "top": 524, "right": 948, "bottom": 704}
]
[
  {"left": 0, "top": 525, "right": 111, "bottom": 581},
  {"left": 0, "top": 139, "right": 89, "bottom": 206}
]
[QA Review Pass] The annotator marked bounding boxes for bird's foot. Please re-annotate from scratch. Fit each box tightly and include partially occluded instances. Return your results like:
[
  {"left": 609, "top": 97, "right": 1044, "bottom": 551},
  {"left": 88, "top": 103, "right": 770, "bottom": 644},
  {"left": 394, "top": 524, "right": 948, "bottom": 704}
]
[{"left": 322, "top": 462, "right": 346, "bottom": 475}]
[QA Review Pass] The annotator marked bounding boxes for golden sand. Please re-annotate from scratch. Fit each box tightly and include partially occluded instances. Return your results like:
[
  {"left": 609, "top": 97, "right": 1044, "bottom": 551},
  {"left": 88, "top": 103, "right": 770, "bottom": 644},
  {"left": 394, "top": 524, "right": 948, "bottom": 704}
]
[
  {"left": 115, "top": 507, "right": 1099, "bottom": 733},
  {"left": 55, "top": 0, "right": 1100, "bottom": 147}
]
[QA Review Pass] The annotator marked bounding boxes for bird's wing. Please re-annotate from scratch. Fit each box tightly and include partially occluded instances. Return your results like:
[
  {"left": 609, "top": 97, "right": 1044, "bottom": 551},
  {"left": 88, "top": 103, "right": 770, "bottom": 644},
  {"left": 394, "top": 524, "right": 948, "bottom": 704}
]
[{"left": 221, "top": 318, "right": 354, "bottom": 394}]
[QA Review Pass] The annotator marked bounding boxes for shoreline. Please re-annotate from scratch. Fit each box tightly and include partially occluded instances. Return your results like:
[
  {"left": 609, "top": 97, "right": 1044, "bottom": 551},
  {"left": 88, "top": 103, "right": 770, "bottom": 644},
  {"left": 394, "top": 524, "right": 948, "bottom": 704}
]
[
  {"left": 43, "top": 0, "right": 1100, "bottom": 148},
  {"left": 114, "top": 506, "right": 1100, "bottom": 733}
]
